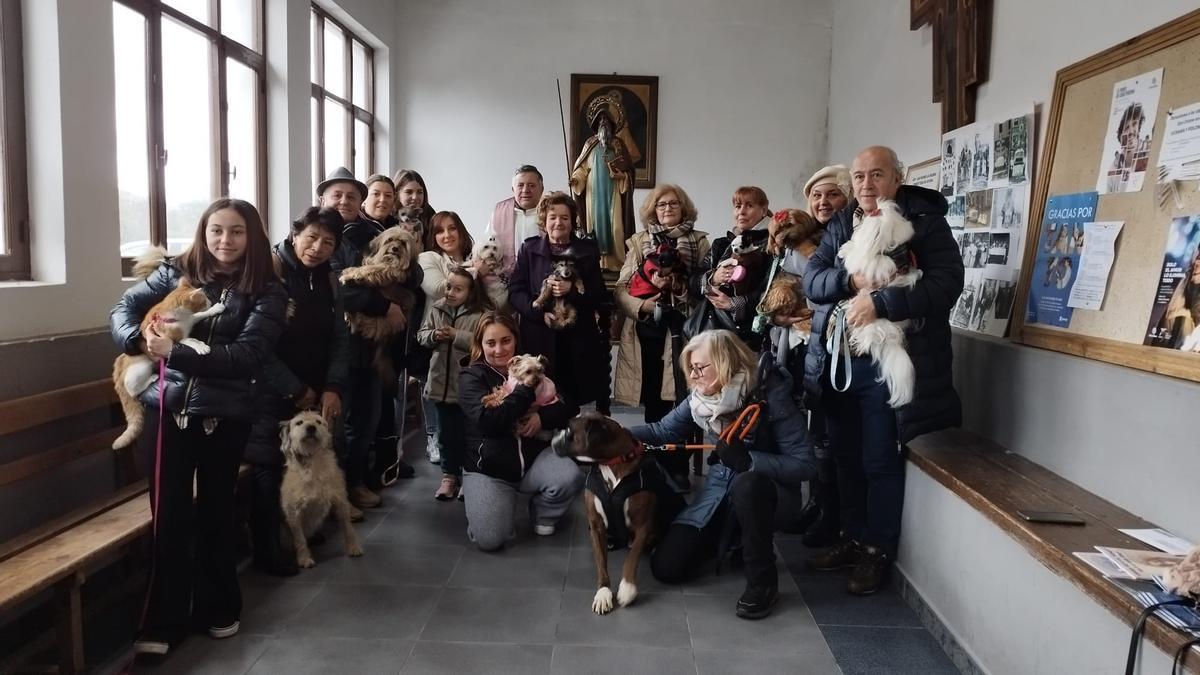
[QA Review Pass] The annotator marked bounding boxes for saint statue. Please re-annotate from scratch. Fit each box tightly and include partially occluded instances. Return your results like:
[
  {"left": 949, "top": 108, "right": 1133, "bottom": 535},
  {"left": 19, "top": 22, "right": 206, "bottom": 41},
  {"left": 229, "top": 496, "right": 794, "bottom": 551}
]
[{"left": 570, "top": 90, "right": 637, "bottom": 272}]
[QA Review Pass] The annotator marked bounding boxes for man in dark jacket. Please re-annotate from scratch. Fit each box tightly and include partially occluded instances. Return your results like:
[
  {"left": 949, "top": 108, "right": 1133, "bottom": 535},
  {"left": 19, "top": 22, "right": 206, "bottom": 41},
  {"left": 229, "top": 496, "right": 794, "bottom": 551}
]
[{"left": 802, "top": 146, "right": 964, "bottom": 595}]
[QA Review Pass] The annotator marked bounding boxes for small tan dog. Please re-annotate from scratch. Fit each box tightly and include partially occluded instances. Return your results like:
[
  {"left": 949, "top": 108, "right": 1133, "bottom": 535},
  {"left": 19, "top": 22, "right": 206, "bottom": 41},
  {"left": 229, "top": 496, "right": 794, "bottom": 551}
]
[
  {"left": 339, "top": 226, "right": 421, "bottom": 380},
  {"left": 112, "top": 248, "right": 225, "bottom": 449},
  {"left": 759, "top": 275, "right": 813, "bottom": 336},
  {"left": 481, "top": 354, "right": 559, "bottom": 409},
  {"left": 532, "top": 258, "right": 584, "bottom": 328},
  {"left": 279, "top": 410, "right": 363, "bottom": 569}
]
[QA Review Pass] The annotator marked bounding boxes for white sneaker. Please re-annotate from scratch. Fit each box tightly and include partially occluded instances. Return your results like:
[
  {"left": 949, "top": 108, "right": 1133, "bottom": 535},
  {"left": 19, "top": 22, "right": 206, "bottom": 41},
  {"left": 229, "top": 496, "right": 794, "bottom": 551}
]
[
  {"left": 534, "top": 523, "right": 556, "bottom": 536},
  {"left": 133, "top": 639, "right": 169, "bottom": 655},
  {"left": 208, "top": 620, "right": 240, "bottom": 639},
  {"left": 426, "top": 434, "right": 441, "bottom": 464}
]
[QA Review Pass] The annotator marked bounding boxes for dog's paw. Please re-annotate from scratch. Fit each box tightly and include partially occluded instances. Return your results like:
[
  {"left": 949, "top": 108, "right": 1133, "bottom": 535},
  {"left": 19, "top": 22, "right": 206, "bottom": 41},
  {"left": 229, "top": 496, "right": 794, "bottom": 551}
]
[
  {"left": 592, "top": 587, "right": 614, "bottom": 615},
  {"left": 617, "top": 579, "right": 638, "bottom": 607},
  {"left": 297, "top": 554, "right": 316, "bottom": 569},
  {"left": 346, "top": 542, "right": 364, "bottom": 557}
]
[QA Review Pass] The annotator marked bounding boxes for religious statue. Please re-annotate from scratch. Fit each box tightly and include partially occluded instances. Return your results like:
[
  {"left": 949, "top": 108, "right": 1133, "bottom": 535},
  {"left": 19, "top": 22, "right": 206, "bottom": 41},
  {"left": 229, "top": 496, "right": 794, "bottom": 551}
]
[{"left": 570, "top": 90, "right": 636, "bottom": 272}]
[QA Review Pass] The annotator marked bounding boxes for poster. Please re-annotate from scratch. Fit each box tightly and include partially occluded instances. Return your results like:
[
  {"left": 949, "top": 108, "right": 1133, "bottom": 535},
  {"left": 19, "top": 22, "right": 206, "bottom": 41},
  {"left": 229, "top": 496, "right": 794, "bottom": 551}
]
[
  {"left": 1026, "top": 191, "right": 1099, "bottom": 328},
  {"left": 1144, "top": 213, "right": 1200, "bottom": 350},
  {"left": 1157, "top": 102, "right": 1200, "bottom": 182},
  {"left": 1067, "top": 221, "right": 1123, "bottom": 311},
  {"left": 1096, "top": 68, "right": 1163, "bottom": 194},
  {"left": 941, "top": 112, "right": 1034, "bottom": 335},
  {"left": 905, "top": 158, "right": 941, "bottom": 191}
]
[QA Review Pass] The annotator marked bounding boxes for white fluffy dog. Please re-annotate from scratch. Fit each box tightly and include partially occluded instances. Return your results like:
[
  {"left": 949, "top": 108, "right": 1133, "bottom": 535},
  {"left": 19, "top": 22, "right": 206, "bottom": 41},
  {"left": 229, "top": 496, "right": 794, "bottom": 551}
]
[
  {"left": 837, "top": 199, "right": 922, "bottom": 407},
  {"left": 279, "top": 410, "right": 363, "bottom": 568},
  {"left": 470, "top": 235, "right": 503, "bottom": 277}
]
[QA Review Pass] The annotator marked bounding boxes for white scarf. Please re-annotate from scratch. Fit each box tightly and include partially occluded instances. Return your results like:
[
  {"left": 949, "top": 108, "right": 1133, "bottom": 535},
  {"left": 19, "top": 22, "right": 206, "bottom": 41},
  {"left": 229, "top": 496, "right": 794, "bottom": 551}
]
[{"left": 689, "top": 373, "right": 750, "bottom": 437}]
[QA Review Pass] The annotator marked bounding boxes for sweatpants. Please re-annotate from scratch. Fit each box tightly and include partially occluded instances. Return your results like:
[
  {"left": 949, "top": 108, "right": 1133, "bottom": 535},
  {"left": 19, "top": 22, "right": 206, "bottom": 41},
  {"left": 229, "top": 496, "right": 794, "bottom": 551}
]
[
  {"left": 462, "top": 448, "right": 584, "bottom": 551},
  {"left": 138, "top": 412, "right": 250, "bottom": 643},
  {"left": 650, "top": 472, "right": 804, "bottom": 589}
]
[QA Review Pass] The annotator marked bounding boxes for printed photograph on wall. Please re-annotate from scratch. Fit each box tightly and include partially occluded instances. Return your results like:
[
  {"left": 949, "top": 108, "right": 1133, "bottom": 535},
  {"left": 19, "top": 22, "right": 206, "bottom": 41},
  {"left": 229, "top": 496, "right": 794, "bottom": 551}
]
[
  {"left": 1144, "top": 213, "right": 1200, "bottom": 351},
  {"left": 1096, "top": 68, "right": 1163, "bottom": 195},
  {"left": 570, "top": 74, "right": 659, "bottom": 189},
  {"left": 990, "top": 185, "right": 1026, "bottom": 229}
]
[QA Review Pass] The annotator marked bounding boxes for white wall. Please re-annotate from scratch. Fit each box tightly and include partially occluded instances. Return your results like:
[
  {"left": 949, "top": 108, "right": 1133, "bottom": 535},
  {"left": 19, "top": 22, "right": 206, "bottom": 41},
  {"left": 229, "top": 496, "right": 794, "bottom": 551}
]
[
  {"left": 0, "top": 0, "right": 395, "bottom": 343},
  {"left": 392, "top": 0, "right": 833, "bottom": 241}
]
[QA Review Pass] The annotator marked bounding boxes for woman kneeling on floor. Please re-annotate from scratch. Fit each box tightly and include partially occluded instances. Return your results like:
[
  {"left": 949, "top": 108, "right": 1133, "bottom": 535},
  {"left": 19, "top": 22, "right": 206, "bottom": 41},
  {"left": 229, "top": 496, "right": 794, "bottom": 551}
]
[
  {"left": 629, "top": 329, "right": 816, "bottom": 619},
  {"left": 457, "top": 312, "right": 583, "bottom": 551}
]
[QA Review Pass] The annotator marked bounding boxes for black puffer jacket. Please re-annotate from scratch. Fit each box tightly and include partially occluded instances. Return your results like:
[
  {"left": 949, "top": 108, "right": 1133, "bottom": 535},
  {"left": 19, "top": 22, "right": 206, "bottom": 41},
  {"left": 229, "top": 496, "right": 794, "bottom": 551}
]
[
  {"left": 802, "top": 185, "right": 964, "bottom": 443},
  {"left": 688, "top": 219, "right": 772, "bottom": 349},
  {"left": 109, "top": 261, "right": 287, "bottom": 422},
  {"left": 458, "top": 360, "right": 580, "bottom": 483}
]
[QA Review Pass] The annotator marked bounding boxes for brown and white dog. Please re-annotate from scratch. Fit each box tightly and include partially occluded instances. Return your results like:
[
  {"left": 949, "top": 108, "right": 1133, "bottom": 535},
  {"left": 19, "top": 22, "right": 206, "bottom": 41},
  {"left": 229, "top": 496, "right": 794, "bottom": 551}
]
[
  {"left": 553, "top": 413, "right": 684, "bottom": 614},
  {"left": 532, "top": 257, "right": 584, "bottom": 329},
  {"left": 279, "top": 410, "right": 364, "bottom": 569},
  {"left": 339, "top": 226, "right": 421, "bottom": 381}
]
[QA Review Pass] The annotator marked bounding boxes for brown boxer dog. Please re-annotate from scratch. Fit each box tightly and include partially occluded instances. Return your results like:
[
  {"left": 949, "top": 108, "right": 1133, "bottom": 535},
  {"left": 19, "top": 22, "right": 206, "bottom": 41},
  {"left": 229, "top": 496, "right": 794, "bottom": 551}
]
[{"left": 553, "top": 413, "right": 684, "bottom": 614}]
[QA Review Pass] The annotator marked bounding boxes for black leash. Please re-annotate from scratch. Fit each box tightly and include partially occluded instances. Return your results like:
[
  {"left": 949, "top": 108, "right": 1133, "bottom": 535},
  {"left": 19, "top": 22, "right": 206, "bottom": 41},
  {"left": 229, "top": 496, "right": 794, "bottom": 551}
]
[
  {"left": 1174, "top": 636, "right": 1200, "bottom": 675},
  {"left": 1124, "top": 598, "right": 1196, "bottom": 675}
]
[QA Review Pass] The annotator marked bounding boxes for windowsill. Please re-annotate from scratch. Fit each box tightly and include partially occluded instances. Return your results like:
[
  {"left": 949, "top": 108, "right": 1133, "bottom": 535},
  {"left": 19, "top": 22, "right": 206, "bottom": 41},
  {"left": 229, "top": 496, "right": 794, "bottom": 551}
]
[{"left": 0, "top": 279, "right": 63, "bottom": 289}]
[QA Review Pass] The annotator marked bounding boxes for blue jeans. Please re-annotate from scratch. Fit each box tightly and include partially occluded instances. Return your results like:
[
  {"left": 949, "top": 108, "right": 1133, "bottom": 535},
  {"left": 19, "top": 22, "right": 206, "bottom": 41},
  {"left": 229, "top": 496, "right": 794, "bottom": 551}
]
[{"left": 822, "top": 356, "right": 904, "bottom": 557}]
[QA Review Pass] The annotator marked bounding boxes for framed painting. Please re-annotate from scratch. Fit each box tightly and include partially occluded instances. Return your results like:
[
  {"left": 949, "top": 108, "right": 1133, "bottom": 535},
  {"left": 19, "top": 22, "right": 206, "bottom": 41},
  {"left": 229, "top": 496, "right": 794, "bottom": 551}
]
[{"left": 569, "top": 74, "right": 659, "bottom": 189}]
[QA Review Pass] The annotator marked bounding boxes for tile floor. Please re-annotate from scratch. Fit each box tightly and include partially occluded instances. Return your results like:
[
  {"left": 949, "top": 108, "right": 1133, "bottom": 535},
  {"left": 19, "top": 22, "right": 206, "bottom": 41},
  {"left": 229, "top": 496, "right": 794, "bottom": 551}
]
[{"left": 128, "top": 408, "right": 960, "bottom": 675}]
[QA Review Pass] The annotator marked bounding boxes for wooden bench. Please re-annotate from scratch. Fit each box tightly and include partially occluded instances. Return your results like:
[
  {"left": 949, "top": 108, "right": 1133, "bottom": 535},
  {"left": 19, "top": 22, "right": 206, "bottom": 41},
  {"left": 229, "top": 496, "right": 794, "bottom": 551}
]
[{"left": 908, "top": 428, "right": 1198, "bottom": 672}]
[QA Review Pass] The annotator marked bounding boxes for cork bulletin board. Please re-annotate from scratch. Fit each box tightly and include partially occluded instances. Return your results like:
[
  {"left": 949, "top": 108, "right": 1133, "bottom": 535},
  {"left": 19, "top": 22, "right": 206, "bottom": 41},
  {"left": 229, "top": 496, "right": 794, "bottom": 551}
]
[{"left": 1012, "top": 9, "right": 1200, "bottom": 383}]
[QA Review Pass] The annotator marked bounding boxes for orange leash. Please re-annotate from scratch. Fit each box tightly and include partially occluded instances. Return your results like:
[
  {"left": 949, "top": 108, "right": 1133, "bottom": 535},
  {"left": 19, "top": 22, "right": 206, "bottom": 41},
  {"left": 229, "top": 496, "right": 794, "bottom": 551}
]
[{"left": 643, "top": 402, "right": 762, "bottom": 452}]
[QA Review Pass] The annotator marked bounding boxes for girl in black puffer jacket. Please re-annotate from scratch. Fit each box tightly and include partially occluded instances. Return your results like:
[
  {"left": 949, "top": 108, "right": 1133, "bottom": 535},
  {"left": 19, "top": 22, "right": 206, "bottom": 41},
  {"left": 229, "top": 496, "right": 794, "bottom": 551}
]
[
  {"left": 243, "top": 207, "right": 350, "bottom": 576},
  {"left": 110, "top": 198, "right": 285, "bottom": 655}
]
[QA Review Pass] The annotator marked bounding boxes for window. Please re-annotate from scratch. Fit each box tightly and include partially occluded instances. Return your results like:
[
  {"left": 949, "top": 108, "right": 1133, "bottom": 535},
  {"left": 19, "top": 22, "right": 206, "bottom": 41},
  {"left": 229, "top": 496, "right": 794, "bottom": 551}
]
[
  {"left": 113, "top": 0, "right": 266, "bottom": 266},
  {"left": 0, "top": 0, "right": 29, "bottom": 280},
  {"left": 310, "top": 5, "right": 374, "bottom": 187}
]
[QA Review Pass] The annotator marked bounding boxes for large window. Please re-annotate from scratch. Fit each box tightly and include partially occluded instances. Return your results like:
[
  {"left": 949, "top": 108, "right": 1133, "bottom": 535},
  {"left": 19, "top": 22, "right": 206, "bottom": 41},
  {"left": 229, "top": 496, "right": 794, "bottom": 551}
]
[
  {"left": 113, "top": 0, "right": 266, "bottom": 263},
  {"left": 310, "top": 5, "right": 374, "bottom": 185},
  {"left": 0, "top": 0, "right": 28, "bottom": 280}
]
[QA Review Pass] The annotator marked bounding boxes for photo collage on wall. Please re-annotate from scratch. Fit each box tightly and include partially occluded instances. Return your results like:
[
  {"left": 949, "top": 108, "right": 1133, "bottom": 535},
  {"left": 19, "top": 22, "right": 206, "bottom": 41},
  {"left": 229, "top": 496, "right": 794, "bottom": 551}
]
[{"left": 939, "top": 112, "right": 1033, "bottom": 336}]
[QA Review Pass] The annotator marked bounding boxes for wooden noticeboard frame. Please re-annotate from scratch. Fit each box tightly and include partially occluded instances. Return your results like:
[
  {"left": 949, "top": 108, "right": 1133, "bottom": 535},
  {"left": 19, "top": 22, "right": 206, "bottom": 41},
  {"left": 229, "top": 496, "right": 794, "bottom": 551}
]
[{"left": 1012, "top": 9, "right": 1200, "bottom": 383}]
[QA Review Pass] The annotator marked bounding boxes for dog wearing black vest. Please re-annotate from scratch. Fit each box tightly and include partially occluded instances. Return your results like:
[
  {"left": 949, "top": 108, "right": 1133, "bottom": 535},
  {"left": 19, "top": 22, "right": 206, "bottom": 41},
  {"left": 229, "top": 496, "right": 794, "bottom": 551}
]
[{"left": 553, "top": 413, "right": 685, "bottom": 614}]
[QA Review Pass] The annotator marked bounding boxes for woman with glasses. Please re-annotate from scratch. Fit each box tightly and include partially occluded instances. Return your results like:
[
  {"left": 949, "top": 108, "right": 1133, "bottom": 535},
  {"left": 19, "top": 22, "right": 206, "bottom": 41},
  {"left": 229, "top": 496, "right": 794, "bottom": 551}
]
[
  {"left": 612, "top": 184, "right": 709, "bottom": 486},
  {"left": 628, "top": 329, "right": 816, "bottom": 620}
]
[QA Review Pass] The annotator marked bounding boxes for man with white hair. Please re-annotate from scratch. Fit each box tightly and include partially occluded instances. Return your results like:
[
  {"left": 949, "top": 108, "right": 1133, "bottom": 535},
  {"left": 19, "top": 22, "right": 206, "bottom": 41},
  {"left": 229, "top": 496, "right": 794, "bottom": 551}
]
[
  {"left": 802, "top": 146, "right": 964, "bottom": 595},
  {"left": 487, "top": 165, "right": 545, "bottom": 278}
]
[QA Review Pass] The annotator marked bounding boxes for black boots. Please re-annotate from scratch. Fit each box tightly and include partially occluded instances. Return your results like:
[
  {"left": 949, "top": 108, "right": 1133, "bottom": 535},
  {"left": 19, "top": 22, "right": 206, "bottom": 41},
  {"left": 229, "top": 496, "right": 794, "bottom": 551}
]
[{"left": 801, "top": 456, "right": 842, "bottom": 547}]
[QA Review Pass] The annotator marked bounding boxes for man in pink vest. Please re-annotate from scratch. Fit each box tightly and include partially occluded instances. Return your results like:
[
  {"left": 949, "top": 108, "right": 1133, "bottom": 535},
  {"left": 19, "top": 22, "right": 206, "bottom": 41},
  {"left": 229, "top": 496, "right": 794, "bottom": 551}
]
[{"left": 487, "top": 165, "right": 544, "bottom": 278}]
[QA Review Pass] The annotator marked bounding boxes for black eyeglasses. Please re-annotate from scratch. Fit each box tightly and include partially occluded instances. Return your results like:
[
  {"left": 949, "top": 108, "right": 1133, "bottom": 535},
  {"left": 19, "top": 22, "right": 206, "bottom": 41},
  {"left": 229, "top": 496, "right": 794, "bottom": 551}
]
[{"left": 655, "top": 200, "right": 682, "bottom": 210}]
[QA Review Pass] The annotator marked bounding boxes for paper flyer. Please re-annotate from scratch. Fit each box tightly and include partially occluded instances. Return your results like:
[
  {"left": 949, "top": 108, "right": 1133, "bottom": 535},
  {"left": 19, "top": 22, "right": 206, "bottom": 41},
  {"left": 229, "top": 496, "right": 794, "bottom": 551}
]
[
  {"left": 1144, "top": 213, "right": 1200, "bottom": 350},
  {"left": 1095, "top": 546, "right": 1184, "bottom": 581},
  {"left": 1067, "top": 221, "right": 1123, "bottom": 310},
  {"left": 1073, "top": 551, "right": 1136, "bottom": 579},
  {"left": 1026, "top": 192, "right": 1099, "bottom": 328},
  {"left": 1118, "top": 528, "right": 1195, "bottom": 556},
  {"left": 1096, "top": 68, "right": 1163, "bottom": 194},
  {"left": 1157, "top": 101, "right": 1200, "bottom": 182}
]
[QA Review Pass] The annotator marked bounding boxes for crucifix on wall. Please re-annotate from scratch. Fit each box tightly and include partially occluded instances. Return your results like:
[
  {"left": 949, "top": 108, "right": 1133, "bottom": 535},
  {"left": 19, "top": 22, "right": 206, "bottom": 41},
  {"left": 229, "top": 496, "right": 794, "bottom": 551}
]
[{"left": 911, "top": 0, "right": 992, "bottom": 133}]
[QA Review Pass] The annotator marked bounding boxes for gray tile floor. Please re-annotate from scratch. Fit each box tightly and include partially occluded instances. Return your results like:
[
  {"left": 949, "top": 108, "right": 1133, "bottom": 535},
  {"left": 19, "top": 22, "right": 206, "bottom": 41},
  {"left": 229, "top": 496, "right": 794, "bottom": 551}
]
[{"left": 133, "top": 409, "right": 960, "bottom": 675}]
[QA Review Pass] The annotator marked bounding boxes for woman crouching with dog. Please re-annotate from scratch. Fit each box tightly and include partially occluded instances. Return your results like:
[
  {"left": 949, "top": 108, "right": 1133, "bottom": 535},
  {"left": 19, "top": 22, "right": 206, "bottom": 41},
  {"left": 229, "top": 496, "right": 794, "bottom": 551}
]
[
  {"left": 457, "top": 312, "right": 584, "bottom": 551},
  {"left": 629, "top": 329, "right": 816, "bottom": 619},
  {"left": 243, "top": 206, "right": 350, "bottom": 577},
  {"left": 110, "top": 198, "right": 286, "bottom": 656}
]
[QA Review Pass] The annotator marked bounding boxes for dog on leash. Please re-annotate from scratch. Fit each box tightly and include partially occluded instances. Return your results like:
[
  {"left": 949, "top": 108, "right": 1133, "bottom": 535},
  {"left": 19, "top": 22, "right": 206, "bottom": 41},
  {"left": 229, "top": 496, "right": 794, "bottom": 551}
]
[
  {"left": 553, "top": 413, "right": 685, "bottom": 614},
  {"left": 836, "top": 198, "right": 922, "bottom": 407},
  {"left": 111, "top": 248, "right": 225, "bottom": 449},
  {"left": 279, "top": 410, "right": 364, "bottom": 569}
]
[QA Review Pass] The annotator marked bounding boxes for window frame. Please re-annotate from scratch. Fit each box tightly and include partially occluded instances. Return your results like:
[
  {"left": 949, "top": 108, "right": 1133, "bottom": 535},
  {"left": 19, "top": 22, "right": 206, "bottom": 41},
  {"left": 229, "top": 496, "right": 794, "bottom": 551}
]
[
  {"left": 310, "top": 4, "right": 375, "bottom": 186},
  {"left": 115, "top": 0, "right": 267, "bottom": 273},
  {"left": 0, "top": 0, "right": 29, "bottom": 281}
]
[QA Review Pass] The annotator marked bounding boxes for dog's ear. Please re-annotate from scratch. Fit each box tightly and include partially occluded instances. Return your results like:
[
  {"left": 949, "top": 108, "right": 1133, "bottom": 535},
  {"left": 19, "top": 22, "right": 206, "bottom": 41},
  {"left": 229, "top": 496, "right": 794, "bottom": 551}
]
[{"left": 537, "top": 355, "right": 549, "bottom": 368}]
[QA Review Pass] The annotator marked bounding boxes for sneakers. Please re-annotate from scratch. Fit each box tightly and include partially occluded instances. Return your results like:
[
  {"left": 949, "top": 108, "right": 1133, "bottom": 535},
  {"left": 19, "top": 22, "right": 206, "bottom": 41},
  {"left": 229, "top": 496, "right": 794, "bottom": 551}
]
[
  {"left": 533, "top": 523, "right": 556, "bottom": 536},
  {"left": 736, "top": 584, "right": 779, "bottom": 620},
  {"left": 426, "top": 434, "right": 442, "bottom": 464},
  {"left": 847, "top": 544, "right": 891, "bottom": 596},
  {"left": 435, "top": 474, "right": 460, "bottom": 501},
  {"left": 348, "top": 485, "right": 382, "bottom": 509},
  {"left": 807, "top": 538, "right": 863, "bottom": 572},
  {"left": 133, "top": 638, "right": 170, "bottom": 655},
  {"left": 208, "top": 620, "right": 240, "bottom": 639}
]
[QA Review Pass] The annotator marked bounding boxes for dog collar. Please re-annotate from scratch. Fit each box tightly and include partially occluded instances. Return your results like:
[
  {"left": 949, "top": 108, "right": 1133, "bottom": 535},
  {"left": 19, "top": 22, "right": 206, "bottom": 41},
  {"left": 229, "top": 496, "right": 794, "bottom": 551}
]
[{"left": 602, "top": 440, "right": 646, "bottom": 466}]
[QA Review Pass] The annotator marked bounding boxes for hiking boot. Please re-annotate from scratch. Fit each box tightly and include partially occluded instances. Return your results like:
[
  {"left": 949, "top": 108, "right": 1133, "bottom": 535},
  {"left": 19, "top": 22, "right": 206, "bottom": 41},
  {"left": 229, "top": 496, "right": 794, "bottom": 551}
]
[
  {"left": 348, "top": 485, "right": 381, "bottom": 509},
  {"left": 426, "top": 434, "right": 441, "bottom": 464},
  {"left": 807, "top": 539, "right": 863, "bottom": 572},
  {"left": 435, "top": 475, "right": 460, "bottom": 501},
  {"left": 847, "top": 545, "right": 891, "bottom": 596},
  {"left": 735, "top": 584, "right": 779, "bottom": 620}
]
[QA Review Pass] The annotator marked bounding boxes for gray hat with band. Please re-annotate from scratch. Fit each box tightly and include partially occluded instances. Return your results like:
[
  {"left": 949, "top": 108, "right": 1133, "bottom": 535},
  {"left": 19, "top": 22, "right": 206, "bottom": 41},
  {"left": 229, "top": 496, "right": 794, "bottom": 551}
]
[{"left": 316, "top": 166, "right": 368, "bottom": 200}]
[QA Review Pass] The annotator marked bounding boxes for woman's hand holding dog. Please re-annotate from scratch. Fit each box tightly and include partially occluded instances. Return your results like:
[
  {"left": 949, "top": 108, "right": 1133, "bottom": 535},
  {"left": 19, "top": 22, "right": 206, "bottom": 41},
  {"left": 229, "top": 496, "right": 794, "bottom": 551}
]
[
  {"left": 516, "top": 413, "right": 543, "bottom": 438},
  {"left": 320, "top": 391, "right": 341, "bottom": 423},
  {"left": 548, "top": 278, "right": 571, "bottom": 298},
  {"left": 142, "top": 326, "right": 174, "bottom": 361},
  {"left": 846, "top": 290, "right": 878, "bottom": 328},
  {"left": 638, "top": 294, "right": 661, "bottom": 316},
  {"left": 707, "top": 288, "right": 733, "bottom": 310}
]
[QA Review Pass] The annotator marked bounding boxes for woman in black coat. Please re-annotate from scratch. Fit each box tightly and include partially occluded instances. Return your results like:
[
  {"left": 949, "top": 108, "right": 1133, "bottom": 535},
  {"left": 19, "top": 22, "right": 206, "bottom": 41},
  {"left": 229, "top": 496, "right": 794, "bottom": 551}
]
[
  {"left": 243, "top": 207, "right": 350, "bottom": 576},
  {"left": 457, "top": 313, "right": 582, "bottom": 551},
  {"left": 507, "top": 191, "right": 609, "bottom": 407},
  {"left": 110, "top": 198, "right": 285, "bottom": 655}
]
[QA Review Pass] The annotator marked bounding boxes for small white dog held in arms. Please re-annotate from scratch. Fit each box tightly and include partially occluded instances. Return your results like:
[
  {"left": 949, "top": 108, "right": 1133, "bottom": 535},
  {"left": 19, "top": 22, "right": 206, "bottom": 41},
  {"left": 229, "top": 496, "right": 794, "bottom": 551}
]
[
  {"left": 279, "top": 410, "right": 363, "bottom": 568},
  {"left": 837, "top": 199, "right": 922, "bottom": 407}
]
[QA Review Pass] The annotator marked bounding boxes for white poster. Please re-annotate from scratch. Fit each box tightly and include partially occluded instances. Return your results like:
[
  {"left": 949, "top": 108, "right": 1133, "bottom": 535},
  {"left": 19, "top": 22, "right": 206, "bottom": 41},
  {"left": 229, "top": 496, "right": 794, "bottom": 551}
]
[
  {"left": 1157, "top": 101, "right": 1200, "bottom": 182},
  {"left": 1096, "top": 68, "right": 1163, "bottom": 194},
  {"left": 1067, "top": 221, "right": 1123, "bottom": 310}
]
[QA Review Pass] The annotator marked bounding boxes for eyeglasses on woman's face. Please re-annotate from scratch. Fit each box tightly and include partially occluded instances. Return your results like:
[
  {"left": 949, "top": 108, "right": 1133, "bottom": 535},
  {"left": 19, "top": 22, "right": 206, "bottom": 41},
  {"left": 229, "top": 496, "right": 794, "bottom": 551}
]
[
  {"left": 655, "top": 200, "right": 681, "bottom": 211},
  {"left": 688, "top": 362, "right": 712, "bottom": 376}
]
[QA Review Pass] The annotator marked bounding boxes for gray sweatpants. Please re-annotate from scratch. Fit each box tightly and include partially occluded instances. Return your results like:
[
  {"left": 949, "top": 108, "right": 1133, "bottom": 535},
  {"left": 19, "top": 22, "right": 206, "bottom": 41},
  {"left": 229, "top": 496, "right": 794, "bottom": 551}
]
[{"left": 462, "top": 448, "right": 584, "bottom": 551}]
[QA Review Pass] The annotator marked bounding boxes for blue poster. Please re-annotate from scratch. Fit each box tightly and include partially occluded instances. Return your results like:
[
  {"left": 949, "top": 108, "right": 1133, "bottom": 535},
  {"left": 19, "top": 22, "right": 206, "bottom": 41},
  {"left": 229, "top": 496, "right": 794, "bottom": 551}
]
[{"left": 1026, "top": 192, "right": 1099, "bottom": 327}]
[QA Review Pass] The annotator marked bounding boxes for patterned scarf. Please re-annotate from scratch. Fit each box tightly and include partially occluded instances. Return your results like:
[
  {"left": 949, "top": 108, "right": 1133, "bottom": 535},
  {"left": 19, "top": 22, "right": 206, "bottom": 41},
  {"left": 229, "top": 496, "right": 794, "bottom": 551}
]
[
  {"left": 688, "top": 373, "right": 750, "bottom": 438},
  {"left": 640, "top": 220, "right": 702, "bottom": 271}
]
